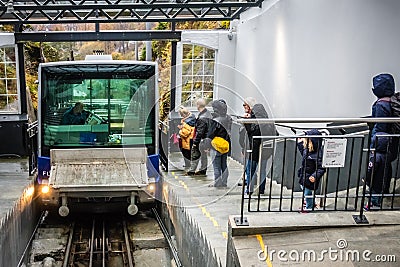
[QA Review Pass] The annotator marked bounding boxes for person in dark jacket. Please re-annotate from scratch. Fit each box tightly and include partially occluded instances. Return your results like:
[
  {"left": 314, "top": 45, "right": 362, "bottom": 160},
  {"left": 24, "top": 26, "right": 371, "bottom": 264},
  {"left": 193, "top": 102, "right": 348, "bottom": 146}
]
[
  {"left": 297, "top": 129, "right": 326, "bottom": 212},
  {"left": 61, "top": 102, "right": 89, "bottom": 125},
  {"left": 243, "top": 103, "right": 276, "bottom": 195},
  {"left": 364, "top": 73, "right": 397, "bottom": 209},
  {"left": 207, "top": 99, "right": 232, "bottom": 187},
  {"left": 186, "top": 98, "right": 212, "bottom": 176},
  {"left": 364, "top": 132, "right": 392, "bottom": 209}
]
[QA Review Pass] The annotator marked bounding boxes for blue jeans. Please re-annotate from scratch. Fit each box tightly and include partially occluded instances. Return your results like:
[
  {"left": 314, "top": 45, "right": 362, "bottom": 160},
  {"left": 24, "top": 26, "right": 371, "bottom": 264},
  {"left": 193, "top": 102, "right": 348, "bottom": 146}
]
[
  {"left": 246, "top": 159, "right": 267, "bottom": 193},
  {"left": 300, "top": 185, "right": 314, "bottom": 209},
  {"left": 210, "top": 149, "right": 228, "bottom": 187}
]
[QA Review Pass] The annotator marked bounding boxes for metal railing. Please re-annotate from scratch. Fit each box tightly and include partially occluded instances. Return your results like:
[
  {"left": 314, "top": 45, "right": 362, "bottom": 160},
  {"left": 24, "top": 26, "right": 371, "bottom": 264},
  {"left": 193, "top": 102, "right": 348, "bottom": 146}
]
[
  {"left": 234, "top": 118, "right": 400, "bottom": 225},
  {"left": 27, "top": 120, "right": 38, "bottom": 176}
]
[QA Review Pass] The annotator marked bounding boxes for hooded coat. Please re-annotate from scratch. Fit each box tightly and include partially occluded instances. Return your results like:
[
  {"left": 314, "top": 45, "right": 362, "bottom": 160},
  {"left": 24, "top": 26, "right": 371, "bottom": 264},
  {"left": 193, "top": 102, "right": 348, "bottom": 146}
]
[
  {"left": 371, "top": 73, "right": 395, "bottom": 137},
  {"left": 243, "top": 104, "right": 276, "bottom": 161},
  {"left": 207, "top": 99, "right": 232, "bottom": 143},
  {"left": 297, "top": 129, "right": 326, "bottom": 190},
  {"left": 370, "top": 73, "right": 398, "bottom": 160}
]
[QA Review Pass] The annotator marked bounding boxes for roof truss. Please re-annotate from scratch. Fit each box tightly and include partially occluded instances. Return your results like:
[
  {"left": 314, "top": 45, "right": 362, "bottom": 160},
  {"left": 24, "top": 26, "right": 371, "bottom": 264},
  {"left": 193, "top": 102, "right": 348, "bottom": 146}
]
[{"left": 0, "top": 0, "right": 263, "bottom": 24}]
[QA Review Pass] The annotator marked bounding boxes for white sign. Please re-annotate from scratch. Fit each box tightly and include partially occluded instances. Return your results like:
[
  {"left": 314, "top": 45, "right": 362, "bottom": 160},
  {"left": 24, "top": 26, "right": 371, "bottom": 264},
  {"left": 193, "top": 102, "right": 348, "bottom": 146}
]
[{"left": 322, "top": 139, "right": 347, "bottom": 168}]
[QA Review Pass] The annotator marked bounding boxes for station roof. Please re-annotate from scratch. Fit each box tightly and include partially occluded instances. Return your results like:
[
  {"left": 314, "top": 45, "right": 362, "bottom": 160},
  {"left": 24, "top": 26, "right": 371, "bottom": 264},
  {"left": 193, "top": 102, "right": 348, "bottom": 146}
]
[{"left": 0, "top": 0, "right": 263, "bottom": 24}]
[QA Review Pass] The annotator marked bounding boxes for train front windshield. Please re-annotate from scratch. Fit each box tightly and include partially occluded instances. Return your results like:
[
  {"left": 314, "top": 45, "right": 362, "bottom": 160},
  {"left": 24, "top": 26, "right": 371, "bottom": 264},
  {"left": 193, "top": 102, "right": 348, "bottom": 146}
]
[{"left": 39, "top": 62, "right": 157, "bottom": 156}]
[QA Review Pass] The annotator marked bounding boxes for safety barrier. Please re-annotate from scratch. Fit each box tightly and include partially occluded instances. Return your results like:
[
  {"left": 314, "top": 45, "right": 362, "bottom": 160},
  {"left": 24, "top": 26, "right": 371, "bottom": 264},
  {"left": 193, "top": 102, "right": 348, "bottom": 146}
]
[{"left": 234, "top": 118, "right": 400, "bottom": 225}]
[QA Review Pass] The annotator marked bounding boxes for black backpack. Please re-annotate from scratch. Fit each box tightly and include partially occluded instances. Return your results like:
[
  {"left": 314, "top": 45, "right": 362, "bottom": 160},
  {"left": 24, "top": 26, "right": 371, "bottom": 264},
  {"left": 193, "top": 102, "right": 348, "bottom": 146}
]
[{"left": 390, "top": 92, "right": 400, "bottom": 134}]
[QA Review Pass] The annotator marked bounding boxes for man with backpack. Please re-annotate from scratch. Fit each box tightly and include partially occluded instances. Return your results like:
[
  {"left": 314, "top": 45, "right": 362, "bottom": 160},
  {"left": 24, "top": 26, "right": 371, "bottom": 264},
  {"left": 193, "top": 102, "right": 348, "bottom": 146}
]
[{"left": 364, "top": 73, "right": 399, "bottom": 210}]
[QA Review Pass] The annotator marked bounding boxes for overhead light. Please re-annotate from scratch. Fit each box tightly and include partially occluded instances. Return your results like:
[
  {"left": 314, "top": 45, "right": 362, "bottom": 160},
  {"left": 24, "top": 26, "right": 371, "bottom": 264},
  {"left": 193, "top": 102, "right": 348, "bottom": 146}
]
[{"left": 6, "top": 1, "right": 14, "bottom": 14}]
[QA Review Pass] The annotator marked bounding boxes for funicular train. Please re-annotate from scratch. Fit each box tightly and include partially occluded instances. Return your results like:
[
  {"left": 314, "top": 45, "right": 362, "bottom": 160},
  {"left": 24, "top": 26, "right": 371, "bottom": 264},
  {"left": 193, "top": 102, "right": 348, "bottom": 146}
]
[{"left": 36, "top": 56, "right": 160, "bottom": 216}]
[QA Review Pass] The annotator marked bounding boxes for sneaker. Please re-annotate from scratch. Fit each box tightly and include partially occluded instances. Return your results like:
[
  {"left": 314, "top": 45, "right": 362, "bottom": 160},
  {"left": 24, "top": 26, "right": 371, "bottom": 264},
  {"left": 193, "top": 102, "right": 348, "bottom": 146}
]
[
  {"left": 238, "top": 182, "right": 247, "bottom": 186},
  {"left": 183, "top": 171, "right": 195, "bottom": 176},
  {"left": 298, "top": 209, "right": 310, "bottom": 214},
  {"left": 194, "top": 170, "right": 207, "bottom": 176},
  {"left": 363, "top": 203, "right": 378, "bottom": 211}
]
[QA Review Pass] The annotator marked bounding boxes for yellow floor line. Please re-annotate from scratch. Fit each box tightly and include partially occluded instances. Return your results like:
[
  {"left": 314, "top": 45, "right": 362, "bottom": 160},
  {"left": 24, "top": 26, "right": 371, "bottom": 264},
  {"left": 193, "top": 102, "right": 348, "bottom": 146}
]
[
  {"left": 256, "top": 234, "right": 273, "bottom": 267},
  {"left": 171, "top": 173, "right": 227, "bottom": 239}
]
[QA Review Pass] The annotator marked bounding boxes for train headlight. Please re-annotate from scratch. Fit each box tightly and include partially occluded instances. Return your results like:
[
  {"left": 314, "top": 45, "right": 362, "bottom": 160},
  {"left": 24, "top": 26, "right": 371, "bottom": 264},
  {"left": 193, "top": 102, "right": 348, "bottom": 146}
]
[
  {"left": 146, "top": 183, "right": 156, "bottom": 195},
  {"left": 41, "top": 185, "right": 50, "bottom": 194}
]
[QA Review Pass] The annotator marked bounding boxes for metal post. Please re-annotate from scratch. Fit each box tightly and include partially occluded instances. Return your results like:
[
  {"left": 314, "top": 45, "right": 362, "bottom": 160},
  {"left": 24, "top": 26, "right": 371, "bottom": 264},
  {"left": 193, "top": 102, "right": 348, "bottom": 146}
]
[
  {"left": 146, "top": 22, "right": 152, "bottom": 61},
  {"left": 170, "top": 22, "right": 177, "bottom": 112},
  {"left": 15, "top": 24, "right": 27, "bottom": 115},
  {"left": 234, "top": 133, "right": 249, "bottom": 226},
  {"left": 353, "top": 124, "right": 372, "bottom": 224}
]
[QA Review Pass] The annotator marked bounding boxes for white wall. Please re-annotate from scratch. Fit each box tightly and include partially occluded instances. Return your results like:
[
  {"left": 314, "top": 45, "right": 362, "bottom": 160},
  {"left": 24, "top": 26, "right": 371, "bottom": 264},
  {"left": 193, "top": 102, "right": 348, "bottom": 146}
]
[{"left": 233, "top": 0, "right": 400, "bottom": 118}]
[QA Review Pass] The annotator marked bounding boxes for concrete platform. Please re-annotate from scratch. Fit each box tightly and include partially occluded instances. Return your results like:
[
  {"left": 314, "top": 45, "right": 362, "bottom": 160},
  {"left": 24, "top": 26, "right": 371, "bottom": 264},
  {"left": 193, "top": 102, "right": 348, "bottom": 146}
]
[
  {"left": 0, "top": 157, "right": 32, "bottom": 219},
  {"left": 164, "top": 153, "right": 400, "bottom": 267}
]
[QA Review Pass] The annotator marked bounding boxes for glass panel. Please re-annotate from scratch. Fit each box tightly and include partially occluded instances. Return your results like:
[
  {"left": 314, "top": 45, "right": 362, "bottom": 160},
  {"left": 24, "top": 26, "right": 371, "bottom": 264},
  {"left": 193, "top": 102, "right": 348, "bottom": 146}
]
[
  {"left": 193, "top": 77, "right": 203, "bottom": 91},
  {"left": 0, "top": 64, "right": 5, "bottom": 79},
  {"left": 182, "top": 60, "right": 193, "bottom": 75},
  {"left": 182, "top": 81, "right": 193, "bottom": 92},
  {"left": 7, "top": 79, "right": 17, "bottom": 94},
  {"left": 4, "top": 47, "right": 15, "bottom": 62},
  {"left": 6, "top": 63, "right": 16, "bottom": 78},
  {"left": 0, "top": 80, "right": 5, "bottom": 94},
  {"left": 0, "top": 95, "right": 6, "bottom": 110},
  {"left": 183, "top": 45, "right": 193, "bottom": 59},
  {"left": 41, "top": 63, "right": 156, "bottom": 150},
  {"left": 204, "top": 61, "right": 214, "bottom": 75},
  {"left": 7, "top": 95, "right": 18, "bottom": 112},
  {"left": 181, "top": 92, "right": 192, "bottom": 107},
  {"left": 192, "top": 60, "right": 203, "bottom": 76},
  {"left": 204, "top": 48, "right": 215, "bottom": 59}
]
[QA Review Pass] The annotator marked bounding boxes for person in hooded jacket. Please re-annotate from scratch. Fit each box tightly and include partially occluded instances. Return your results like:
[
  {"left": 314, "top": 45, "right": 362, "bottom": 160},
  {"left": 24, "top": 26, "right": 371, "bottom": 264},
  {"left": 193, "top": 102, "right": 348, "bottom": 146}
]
[
  {"left": 364, "top": 73, "right": 398, "bottom": 209},
  {"left": 207, "top": 99, "right": 232, "bottom": 187},
  {"left": 297, "top": 129, "right": 326, "bottom": 212},
  {"left": 178, "top": 107, "right": 196, "bottom": 170},
  {"left": 243, "top": 103, "right": 276, "bottom": 195}
]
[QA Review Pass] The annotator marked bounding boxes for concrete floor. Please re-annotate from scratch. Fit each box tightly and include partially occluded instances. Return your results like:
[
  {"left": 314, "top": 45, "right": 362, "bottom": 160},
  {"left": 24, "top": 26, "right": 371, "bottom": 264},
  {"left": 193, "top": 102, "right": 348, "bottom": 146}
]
[{"left": 0, "top": 157, "right": 32, "bottom": 219}]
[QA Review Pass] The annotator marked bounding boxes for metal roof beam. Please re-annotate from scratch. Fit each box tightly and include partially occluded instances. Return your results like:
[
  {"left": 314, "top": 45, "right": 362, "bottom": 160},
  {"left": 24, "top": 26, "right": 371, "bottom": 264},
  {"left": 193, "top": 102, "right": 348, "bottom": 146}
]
[
  {"left": 0, "top": 0, "right": 264, "bottom": 24},
  {"left": 14, "top": 30, "right": 182, "bottom": 42}
]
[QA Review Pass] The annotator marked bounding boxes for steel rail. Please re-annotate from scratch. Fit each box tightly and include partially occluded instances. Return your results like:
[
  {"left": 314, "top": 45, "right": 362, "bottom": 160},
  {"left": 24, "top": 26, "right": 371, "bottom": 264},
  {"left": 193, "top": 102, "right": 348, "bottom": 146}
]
[
  {"left": 89, "top": 219, "right": 95, "bottom": 267},
  {"left": 102, "top": 220, "right": 106, "bottom": 267},
  {"left": 152, "top": 208, "right": 183, "bottom": 267},
  {"left": 62, "top": 222, "right": 76, "bottom": 267},
  {"left": 123, "top": 220, "right": 135, "bottom": 267}
]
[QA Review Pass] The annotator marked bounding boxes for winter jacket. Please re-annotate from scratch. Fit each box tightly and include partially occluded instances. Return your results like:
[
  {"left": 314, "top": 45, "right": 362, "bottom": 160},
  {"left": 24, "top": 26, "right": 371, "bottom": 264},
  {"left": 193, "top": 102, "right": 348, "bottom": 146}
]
[
  {"left": 243, "top": 104, "right": 276, "bottom": 162},
  {"left": 207, "top": 100, "right": 232, "bottom": 145},
  {"left": 179, "top": 114, "right": 196, "bottom": 150},
  {"left": 193, "top": 108, "right": 212, "bottom": 145},
  {"left": 297, "top": 129, "right": 326, "bottom": 190},
  {"left": 370, "top": 73, "right": 398, "bottom": 159}
]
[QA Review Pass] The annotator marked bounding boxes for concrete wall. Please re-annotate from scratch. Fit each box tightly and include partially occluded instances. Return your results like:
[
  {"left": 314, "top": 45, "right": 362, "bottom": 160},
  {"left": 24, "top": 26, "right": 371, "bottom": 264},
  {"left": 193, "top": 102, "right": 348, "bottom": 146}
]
[{"left": 232, "top": 0, "right": 400, "bottom": 118}]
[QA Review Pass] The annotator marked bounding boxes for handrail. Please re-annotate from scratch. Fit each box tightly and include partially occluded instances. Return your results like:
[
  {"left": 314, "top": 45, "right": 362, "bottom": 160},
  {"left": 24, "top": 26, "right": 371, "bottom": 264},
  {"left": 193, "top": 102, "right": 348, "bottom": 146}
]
[{"left": 237, "top": 117, "right": 400, "bottom": 124}]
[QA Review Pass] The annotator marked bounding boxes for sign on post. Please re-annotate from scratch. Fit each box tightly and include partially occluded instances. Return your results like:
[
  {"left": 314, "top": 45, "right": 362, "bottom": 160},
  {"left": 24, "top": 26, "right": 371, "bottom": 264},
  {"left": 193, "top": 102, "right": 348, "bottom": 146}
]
[{"left": 322, "top": 139, "right": 347, "bottom": 168}]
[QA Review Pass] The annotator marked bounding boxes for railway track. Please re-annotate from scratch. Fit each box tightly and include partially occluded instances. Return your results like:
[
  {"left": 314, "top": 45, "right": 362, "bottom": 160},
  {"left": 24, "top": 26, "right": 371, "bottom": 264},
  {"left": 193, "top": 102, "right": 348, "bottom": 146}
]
[{"left": 24, "top": 209, "right": 179, "bottom": 267}]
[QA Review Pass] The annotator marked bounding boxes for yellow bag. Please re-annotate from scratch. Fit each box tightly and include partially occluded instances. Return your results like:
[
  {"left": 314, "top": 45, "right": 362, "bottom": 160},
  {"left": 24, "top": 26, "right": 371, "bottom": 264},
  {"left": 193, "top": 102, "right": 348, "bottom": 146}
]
[{"left": 211, "top": 137, "right": 229, "bottom": 154}]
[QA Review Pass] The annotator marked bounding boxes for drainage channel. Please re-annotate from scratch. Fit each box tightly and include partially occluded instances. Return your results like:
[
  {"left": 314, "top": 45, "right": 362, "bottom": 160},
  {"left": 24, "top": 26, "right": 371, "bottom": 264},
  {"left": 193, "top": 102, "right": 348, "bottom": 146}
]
[{"left": 21, "top": 209, "right": 178, "bottom": 267}]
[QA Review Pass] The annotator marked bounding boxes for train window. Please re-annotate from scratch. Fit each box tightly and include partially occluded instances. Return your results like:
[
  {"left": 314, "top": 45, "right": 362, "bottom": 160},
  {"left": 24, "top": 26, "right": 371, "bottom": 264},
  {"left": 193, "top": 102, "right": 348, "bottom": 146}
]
[{"left": 40, "top": 63, "right": 156, "bottom": 150}]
